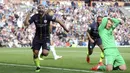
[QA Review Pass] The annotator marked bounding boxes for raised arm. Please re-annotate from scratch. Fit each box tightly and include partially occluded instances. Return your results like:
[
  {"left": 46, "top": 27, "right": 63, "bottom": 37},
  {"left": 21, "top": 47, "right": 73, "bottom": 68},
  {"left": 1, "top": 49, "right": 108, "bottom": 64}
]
[
  {"left": 55, "top": 19, "right": 69, "bottom": 33},
  {"left": 110, "top": 18, "right": 121, "bottom": 30},
  {"left": 24, "top": 12, "right": 32, "bottom": 27},
  {"left": 46, "top": 9, "right": 69, "bottom": 33}
]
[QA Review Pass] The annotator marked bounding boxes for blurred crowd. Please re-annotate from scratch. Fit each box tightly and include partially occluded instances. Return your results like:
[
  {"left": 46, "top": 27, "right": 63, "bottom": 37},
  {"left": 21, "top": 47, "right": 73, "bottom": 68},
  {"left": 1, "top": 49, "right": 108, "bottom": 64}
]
[{"left": 0, "top": 1, "right": 130, "bottom": 48}]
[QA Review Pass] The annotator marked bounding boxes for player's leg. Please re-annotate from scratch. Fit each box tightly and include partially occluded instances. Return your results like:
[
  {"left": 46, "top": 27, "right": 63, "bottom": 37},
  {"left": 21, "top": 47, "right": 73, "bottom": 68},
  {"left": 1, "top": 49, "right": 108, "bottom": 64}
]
[
  {"left": 86, "top": 41, "right": 96, "bottom": 63},
  {"left": 98, "top": 51, "right": 104, "bottom": 65},
  {"left": 41, "top": 38, "right": 51, "bottom": 57},
  {"left": 91, "top": 55, "right": 113, "bottom": 71},
  {"left": 97, "top": 38, "right": 104, "bottom": 64},
  {"left": 50, "top": 34, "right": 62, "bottom": 60},
  {"left": 119, "top": 65, "right": 127, "bottom": 70},
  {"left": 32, "top": 40, "right": 41, "bottom": 72},
  {"left": 91, "top": 49, "right": 114, "bottom": 71},
  {"left": 33, "top": 49, "right": 41, "bottom": 72},
  {"left": 42, "top": 49, "right": 49, "bottom": 56},
  {"left": 113, "top": 53, "right": 127, "bottom": 71},
  {"left": 50, "top": 44, "right": 62, "bottom": 60}
]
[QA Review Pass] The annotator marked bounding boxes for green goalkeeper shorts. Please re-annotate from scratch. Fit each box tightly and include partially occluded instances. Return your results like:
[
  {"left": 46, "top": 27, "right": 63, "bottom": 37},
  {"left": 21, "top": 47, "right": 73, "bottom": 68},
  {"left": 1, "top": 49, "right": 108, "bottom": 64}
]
[{"left": 104, "top": 48, "right": 126, "bottom": 67}]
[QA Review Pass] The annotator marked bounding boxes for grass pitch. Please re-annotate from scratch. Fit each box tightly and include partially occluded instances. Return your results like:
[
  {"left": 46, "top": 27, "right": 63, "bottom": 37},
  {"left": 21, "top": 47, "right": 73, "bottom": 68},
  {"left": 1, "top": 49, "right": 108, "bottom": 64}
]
[{"left": 0, "top": 47, "right": 130, "bottom": 73}]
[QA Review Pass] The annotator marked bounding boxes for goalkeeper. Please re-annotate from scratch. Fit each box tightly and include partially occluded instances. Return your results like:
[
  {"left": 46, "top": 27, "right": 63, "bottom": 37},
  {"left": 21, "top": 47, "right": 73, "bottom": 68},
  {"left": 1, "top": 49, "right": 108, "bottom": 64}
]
[
  {"left": 86, "top": 16, "right": 104, "bottom": 64},
  {"left": 91, "top": 17, "right": 127, "bottom": 71}
]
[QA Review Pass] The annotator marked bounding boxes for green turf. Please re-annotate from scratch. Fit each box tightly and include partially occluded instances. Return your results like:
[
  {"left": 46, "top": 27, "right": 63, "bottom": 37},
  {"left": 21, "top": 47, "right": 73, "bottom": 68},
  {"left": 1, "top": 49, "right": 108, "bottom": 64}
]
[{"left": 0, "top": 47, "right": 130, "bottom": 73}]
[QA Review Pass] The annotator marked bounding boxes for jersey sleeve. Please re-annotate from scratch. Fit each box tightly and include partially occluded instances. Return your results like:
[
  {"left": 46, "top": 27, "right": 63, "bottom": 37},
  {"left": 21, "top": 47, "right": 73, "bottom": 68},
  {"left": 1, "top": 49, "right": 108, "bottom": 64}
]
[
  {"left": 47, "top": 14, "right": 56, "bottom": 22},
  {"left": 98, "top": 17, "right": 108, "bottom": 31},
  {"left": 87, "top": 21, "right": 95, "bottom": 33},
  {"left": 111, "top": 18, "right": 120, "bottom": 30}
]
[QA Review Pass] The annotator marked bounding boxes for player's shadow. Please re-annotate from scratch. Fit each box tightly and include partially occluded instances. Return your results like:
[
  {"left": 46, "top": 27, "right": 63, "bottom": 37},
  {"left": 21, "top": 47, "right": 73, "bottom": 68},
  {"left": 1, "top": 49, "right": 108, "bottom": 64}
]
[{"left": 44, "top": 58, "right": 54, "bottom": 60}]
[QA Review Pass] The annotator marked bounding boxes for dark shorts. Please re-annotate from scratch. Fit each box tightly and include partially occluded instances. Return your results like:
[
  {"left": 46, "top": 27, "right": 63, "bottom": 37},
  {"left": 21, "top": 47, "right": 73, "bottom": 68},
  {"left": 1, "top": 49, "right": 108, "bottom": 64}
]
[
  {"left": 88, "top": 38, "right": 102, "bottom": 49},
  {"left": 32, "top": 37, "right": 50, "bottom": 51}
]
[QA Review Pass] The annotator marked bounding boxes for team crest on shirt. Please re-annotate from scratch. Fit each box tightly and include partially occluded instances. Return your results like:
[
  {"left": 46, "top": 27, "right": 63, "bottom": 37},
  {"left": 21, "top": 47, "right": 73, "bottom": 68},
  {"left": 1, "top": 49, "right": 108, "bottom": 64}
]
[{"left": 44, "top": 20, "right": 47, "bottom": 23}]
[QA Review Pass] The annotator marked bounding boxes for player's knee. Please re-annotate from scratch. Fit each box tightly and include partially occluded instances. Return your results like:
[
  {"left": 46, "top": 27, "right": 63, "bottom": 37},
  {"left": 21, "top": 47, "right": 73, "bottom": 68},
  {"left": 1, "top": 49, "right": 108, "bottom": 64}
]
[
  {"left": 42, "top": 53, "right": 49, "bottom": 56},
  {"left": 120, "top": 65, "right": 127, "bottom": 71},
  {"left": 33, "top": 50, "right": 39, "bottom": 58},
  {"left": 106, "top": 65, "right": 113, "bottom": 71},
  {"left": 106, "top": 68, "right": 113, "bottom": 71},
  {"left": 120, "top": 68, "right": 127, "bottom": 71},
  {"left": 42, "top": 51, "right": 49, "bottom": 56},
  {"left": 42, "top": 49, "right": 49, "bottom": 56}
]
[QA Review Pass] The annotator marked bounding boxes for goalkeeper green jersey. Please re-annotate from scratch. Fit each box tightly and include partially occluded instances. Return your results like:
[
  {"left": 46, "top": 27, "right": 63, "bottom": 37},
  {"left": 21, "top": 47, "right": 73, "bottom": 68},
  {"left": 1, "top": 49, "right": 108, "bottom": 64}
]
[{"left": 98, "top": 17, "right": 120, "bottom": 49}]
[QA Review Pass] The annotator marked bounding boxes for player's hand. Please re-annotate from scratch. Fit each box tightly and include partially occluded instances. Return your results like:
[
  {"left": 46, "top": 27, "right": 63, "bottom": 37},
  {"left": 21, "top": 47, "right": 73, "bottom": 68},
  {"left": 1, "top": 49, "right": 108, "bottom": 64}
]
[
  {"left": 90, "top": 39, "right": 94, "bottom": 43},
  {"left": 66, "top": 25, "right": 73, "bottom": 33},
  {"left": 45, "top": 9, "right": 53, "bottom": 15},
  {"left": 22, "top": 25, "right": 28, "bottom": 31},
  {"left": 42, "top": 9, "right": 53, "bottom": 17},
  {"left": 29, "top": 8, "right": 35, "bottom": 14},
  {"left": 118, "top": 18, "right": 124, "bottom": 25}
]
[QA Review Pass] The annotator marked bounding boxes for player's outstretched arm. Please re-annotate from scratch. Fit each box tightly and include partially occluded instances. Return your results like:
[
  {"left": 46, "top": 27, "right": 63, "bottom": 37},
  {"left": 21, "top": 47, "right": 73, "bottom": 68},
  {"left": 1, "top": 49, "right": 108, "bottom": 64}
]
[
  {"left": 45, "top": 9, "right": 69, "bottom": 32},
  {"left": 55, "top": 19, "right": 69, "bottom": 33},
  {"left": 42, "top": 9, "right": 53, "bottom": 17},
  {"left": 24, "top": 11, "right": 33, "bottom": 27},
  {"left": 24, "top": 12, "right": 31, "bottom": 27}
]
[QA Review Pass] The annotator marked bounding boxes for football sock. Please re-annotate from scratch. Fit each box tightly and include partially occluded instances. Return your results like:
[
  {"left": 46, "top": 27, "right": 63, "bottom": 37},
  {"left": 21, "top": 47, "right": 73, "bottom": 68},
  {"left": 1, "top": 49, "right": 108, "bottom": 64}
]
[
  {"left": 87, "top": 52, "right": 89, "bottom": 56},
  {"left": 34, "top": 58, "right": 40, "bottom": 67},
  {"left": 99, "top": 65, "right": 106, "bottom": 71},
  {"left": 99, "top": 52, "right": 104, "bottom": 62},
  {"left": 50, "top": 45, "right": 57, "bottom": 58}
]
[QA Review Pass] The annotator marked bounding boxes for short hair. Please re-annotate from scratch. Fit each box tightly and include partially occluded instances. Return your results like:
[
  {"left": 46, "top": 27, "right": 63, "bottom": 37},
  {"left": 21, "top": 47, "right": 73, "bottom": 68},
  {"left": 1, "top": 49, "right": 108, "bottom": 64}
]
[
  {"left": 38, "top": 4, "right": 43, "bottom": 6},
  {"left": 97, "top": 16, "right": 103, "bottom": 19},
  {"left": 37, "top": 4, "right": 44, "bottom": 8},
  {"left": 108, "top": 18, "right": 113, "bottom": 23}
]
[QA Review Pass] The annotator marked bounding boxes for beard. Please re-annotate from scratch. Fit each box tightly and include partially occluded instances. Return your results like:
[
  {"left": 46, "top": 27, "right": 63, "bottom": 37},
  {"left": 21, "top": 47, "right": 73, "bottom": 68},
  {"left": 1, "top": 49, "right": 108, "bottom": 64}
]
[{"left": 38, "top": 11, "right": 44, "bottom": 15}]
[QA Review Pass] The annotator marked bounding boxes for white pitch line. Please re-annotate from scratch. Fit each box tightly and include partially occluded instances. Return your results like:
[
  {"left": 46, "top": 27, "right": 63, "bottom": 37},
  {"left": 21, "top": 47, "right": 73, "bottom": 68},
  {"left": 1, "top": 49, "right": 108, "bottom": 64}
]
[{"left": 0, "top": 63, "right": 103, "bottom": 73}]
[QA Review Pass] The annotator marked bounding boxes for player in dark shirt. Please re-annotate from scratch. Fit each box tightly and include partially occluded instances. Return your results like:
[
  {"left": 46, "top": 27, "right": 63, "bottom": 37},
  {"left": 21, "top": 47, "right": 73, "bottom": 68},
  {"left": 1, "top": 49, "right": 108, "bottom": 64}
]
[
  {"left": 86, "top": 16, "right": 104, "bottom": 64},
  {"left": 24, "top": 4, "right": 69, "bottom": 72},
  {"left": 38, "top": 22, "right": 62, "bottom": 60}
]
